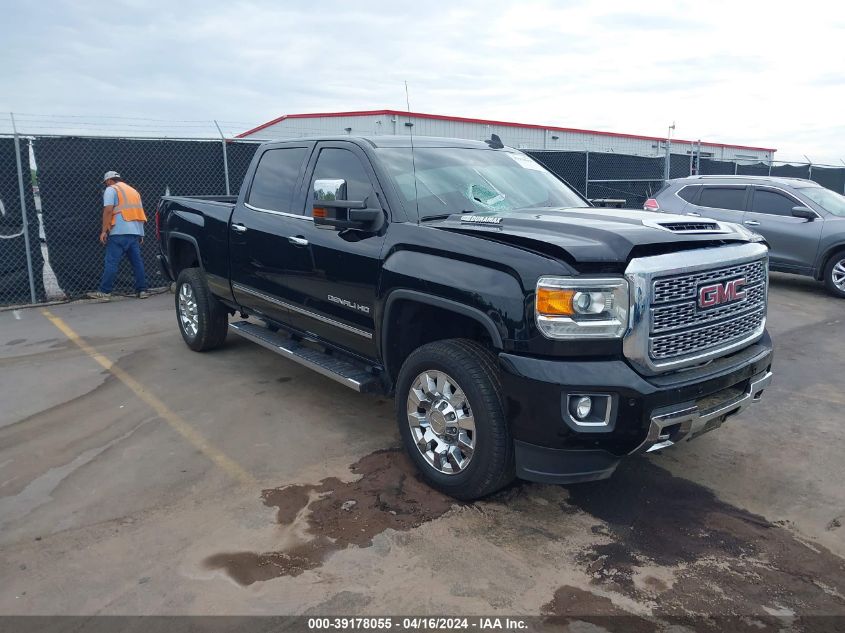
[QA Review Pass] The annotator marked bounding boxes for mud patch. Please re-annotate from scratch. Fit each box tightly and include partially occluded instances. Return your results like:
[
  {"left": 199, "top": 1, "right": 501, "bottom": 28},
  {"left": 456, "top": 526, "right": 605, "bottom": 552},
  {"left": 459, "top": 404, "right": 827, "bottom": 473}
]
[
  {"left": 541, "top": 585, "right": 654, "bottom": 632},
  {"left": 566, "top": 458, "right": 845, "bottom": 622},
  {"left": 204, "top": 449, "right": 455, "bottom": 585}
]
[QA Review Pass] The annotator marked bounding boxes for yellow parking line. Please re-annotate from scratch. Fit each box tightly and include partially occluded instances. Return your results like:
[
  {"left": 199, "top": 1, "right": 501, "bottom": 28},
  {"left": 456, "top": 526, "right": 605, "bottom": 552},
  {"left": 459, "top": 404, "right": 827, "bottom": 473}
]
[{"left": 41, "top": 308, "right": 255, "bottom": 485}]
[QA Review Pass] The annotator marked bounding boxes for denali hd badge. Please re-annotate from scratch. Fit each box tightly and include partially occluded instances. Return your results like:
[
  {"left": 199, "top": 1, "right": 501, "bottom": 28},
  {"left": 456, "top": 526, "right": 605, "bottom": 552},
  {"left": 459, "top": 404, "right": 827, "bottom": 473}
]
[
  {"left": 460, "top": 215, "right": 502, "bottom": 224},
  {"left": 328, "top": 295, "right": 371, "bottom": 314},
  {"left": 698, "top": 277, "right": 747, "bottom": 309}
]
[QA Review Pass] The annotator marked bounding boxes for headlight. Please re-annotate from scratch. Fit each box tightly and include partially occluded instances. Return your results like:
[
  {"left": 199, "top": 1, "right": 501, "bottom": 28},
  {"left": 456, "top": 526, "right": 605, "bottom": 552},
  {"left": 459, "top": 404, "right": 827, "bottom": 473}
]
[{"left": 535, "top": 277, "right": 629, "bottom": 339}]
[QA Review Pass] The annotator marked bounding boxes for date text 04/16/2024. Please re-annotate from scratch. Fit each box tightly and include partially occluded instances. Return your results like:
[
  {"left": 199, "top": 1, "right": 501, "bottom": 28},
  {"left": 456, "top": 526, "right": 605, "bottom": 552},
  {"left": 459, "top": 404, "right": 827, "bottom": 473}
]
[{"left": 306, "top": 617, "right": 528, "bottom": 630}]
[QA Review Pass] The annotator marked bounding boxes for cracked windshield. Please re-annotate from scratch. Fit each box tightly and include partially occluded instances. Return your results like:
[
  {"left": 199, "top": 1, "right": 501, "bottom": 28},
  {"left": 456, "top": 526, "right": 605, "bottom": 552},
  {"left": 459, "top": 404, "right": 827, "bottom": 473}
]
[{"left": 377, "top": 147, "right": 588, "bottom": 219}]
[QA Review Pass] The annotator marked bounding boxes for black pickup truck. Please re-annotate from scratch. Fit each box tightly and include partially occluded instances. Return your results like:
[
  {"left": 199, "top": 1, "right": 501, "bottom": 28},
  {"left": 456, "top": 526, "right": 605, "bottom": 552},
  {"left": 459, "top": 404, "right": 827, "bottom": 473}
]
[{"left": 156, "top": 135, "right": 773, "bottom": 500}]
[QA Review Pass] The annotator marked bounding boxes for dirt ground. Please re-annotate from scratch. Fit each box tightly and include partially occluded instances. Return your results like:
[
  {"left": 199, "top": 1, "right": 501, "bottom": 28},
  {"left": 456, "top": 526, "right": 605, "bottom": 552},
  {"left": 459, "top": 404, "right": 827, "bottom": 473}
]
[{"left": 0, "top": 273, "right": 843, "bottom": 628}]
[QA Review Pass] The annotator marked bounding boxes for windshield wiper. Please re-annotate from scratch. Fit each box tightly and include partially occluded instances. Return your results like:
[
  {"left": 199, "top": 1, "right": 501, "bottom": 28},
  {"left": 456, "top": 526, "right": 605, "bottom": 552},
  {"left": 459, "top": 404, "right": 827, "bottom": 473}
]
[{"left": 419, "top": 213, "right": 459, "bottom": 222}]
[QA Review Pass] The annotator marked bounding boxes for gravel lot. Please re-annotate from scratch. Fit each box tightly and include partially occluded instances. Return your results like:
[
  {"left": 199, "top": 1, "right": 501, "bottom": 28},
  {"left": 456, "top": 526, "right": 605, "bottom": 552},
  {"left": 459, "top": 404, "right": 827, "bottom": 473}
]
[{"left": 0, "top": 273, "right": 843, "bottom": 626}]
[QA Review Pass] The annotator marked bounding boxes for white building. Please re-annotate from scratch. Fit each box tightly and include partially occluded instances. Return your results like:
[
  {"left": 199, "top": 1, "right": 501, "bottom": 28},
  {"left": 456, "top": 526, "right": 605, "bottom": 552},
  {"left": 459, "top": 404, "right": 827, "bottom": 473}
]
[{"left": 237, "top": 109, "right": 776, "bottom": 162}]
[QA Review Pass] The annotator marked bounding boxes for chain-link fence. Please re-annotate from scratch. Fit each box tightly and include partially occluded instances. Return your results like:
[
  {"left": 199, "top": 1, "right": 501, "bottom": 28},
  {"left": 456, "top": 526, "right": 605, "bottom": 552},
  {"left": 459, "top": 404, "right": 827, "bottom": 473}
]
[
  {"left": 2, "top": 119, "right": 844, "bottom": 308},
  {"left": 525, "top": 150, "right": 845, "bottom": 208},
  {"left": 0, "top": 132, "right": 262, "bottom": 307}
]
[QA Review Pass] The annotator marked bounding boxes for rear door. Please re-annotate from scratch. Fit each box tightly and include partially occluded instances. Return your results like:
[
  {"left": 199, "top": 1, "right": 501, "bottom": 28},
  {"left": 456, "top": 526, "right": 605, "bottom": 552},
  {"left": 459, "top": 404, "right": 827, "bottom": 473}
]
[
  {"left": 664, "top": 183, "right": 701, "bottom": 214},
  {"left": 746, "top": 186, "right": 823, "bottom": 273},
  {"left": 283, "top": 142, "right": 388, "bottom": 360},
  {"left": 229, "top": 143, "right": 313, "bottom": 325},
  {"left": 688, "top": 185, "right": 749, "bottom": 224}
]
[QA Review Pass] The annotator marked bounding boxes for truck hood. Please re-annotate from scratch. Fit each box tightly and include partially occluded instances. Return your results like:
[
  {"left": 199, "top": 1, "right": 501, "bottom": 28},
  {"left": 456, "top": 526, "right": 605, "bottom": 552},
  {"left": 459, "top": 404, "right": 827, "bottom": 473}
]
[{"left": 430, "top": 207, "right": 759, "bottom": 263}]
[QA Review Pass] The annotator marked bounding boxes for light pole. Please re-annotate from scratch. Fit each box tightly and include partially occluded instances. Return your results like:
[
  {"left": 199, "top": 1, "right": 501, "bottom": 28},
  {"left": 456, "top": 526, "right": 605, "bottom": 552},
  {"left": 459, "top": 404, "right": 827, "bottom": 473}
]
[{"left": 663, "top": 122, "right": 676, "bottom": 182}]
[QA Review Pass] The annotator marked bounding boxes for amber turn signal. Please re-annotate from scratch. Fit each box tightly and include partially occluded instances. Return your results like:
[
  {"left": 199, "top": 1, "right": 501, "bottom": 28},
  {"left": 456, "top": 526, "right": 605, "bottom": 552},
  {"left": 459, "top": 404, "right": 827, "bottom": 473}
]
[{"left": 536, "top": 288, "right": 576, "bottom": 316}]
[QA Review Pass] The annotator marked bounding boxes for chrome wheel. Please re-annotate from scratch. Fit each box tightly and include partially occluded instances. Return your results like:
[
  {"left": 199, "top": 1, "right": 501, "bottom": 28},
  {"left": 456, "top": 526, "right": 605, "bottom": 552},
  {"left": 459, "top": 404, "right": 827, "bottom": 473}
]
[
  {"left": 178, "top": 282, "right": 199, "bottom": 338},
  {"left": 407, "top": 370, "right": 476, "bottom": 475},
  {"left": 832, "top": 259, "right": 845, "bottom": 291}
]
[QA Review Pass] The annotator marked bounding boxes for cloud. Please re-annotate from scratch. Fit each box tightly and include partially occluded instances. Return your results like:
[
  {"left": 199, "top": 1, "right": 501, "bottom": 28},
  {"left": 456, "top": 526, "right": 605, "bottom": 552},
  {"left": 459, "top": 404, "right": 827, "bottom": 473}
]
[{"left": 1, "top": 0, "right": 843, "bottom": 162}]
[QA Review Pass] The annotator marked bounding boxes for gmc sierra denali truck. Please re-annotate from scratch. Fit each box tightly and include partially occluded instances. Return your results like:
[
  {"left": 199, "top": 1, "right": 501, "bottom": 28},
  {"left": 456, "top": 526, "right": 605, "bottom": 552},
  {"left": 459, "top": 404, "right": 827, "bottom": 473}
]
[{"left": 156, "top": 135, "right": 774, "bottom": 500}]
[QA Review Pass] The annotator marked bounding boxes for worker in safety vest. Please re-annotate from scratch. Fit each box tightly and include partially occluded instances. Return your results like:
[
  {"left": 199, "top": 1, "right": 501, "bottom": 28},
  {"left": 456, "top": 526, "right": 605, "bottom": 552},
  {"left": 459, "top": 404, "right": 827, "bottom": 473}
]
[{"left": 87, "top": 171, "right": 149, "bottom": 300}]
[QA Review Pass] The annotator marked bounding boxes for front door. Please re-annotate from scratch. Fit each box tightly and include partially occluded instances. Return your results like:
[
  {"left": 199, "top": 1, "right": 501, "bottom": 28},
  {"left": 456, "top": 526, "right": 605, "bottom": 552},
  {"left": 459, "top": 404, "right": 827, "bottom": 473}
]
[
  {"left": 229, "top": 143, "right": 313, "bottom": 325},
  {"left": 284, "top": 142, "right": 388, "bottom": 360},
  {"left": 746, "top": 186, "right": 823, "bottom": 273}
]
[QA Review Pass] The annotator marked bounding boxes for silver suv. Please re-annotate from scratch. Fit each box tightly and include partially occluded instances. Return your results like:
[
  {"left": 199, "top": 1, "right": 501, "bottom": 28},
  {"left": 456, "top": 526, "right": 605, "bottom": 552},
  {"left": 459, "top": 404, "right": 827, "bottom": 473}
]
[{"left": 647, "top": 175, "right": 845, "bottom": 297}]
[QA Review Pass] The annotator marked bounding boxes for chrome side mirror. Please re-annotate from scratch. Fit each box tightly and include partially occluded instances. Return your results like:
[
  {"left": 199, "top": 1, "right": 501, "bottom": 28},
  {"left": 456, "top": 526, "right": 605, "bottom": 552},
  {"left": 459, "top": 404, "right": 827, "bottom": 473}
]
[{"left": 314, "top": 178, "right": 348, "bottom": 202}]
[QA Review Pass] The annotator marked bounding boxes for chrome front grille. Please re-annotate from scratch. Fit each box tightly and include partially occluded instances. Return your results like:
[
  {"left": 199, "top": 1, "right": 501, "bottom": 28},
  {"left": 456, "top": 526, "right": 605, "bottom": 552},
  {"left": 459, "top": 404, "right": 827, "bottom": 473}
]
[
  {"left": 651, "top": 310, "right": 766, "bottom": 359},
  {"left": 648, "top": 259, "right": 767, "bottom": 362},
  {"left": 652, "top": 282, "right": 766, "bottom": 333},
  {"left": 623, "top": 243, "right": 770, "bottom": 375},
  {"left": 653, "top": 260, "right": 767, "bottom": 304}
]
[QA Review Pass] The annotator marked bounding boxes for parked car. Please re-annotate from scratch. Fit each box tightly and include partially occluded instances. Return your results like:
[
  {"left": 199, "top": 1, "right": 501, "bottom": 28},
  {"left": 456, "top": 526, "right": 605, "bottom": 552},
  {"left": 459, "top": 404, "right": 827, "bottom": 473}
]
[
  {"left": 646, "top": 176, "right": 845, "bottom": 297},
  {"left": 157, "top": 136, "right": 773, "bottom": 500}
]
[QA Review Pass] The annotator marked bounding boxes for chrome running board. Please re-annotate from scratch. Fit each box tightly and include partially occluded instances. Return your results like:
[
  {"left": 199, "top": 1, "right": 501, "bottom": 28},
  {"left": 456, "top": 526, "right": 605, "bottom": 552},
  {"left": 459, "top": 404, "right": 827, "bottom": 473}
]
[{"left": 229, "top": 321, "right": 380, "bottom": 393}]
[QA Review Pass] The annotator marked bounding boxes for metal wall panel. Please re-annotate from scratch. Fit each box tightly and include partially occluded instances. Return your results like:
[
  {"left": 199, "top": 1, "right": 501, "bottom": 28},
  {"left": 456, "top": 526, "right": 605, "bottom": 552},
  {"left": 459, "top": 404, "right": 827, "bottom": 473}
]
[{"left": 250, "top": 115, "right": 771, "bottom": 162}]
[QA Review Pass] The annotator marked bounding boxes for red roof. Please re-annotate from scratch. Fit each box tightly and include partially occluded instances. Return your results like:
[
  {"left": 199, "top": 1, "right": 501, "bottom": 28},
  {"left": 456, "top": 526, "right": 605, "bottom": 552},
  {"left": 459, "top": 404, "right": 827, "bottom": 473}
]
[{"left": 236, "top": 109, "right": 776, "bottom": 153}]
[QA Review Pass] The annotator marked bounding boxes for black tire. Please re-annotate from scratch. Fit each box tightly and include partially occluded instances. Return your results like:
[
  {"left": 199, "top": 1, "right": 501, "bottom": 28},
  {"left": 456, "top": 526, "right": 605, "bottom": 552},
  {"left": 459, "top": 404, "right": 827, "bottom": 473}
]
[
  {"left": 175, "top": 268, "right": 229, "bottom": 351},
  {"left": 395, "top": 339, "right": 514, "bottom": 500},
  {"left": 823, "top": 250, "right": 845, "bottom": 298}
]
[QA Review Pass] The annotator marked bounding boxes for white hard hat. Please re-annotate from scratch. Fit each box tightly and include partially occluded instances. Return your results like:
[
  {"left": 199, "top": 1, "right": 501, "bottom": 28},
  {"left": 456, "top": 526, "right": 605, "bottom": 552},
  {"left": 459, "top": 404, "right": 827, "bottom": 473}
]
[{"left": 103, "top": 170, "right": 121, "bottom": 182}]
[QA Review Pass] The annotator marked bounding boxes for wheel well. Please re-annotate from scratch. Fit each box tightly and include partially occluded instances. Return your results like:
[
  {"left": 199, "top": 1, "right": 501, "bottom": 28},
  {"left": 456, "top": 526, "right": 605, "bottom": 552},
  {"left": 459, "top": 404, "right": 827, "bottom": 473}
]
[
  {"left": 169, "top": 238, "right": 200, "bottom": 278},
  {"left": 818, "top": 245, "right": 845, "bottom": 280},
  {"left": 383, "top": 299, "right": 496, "bottom": 382}
]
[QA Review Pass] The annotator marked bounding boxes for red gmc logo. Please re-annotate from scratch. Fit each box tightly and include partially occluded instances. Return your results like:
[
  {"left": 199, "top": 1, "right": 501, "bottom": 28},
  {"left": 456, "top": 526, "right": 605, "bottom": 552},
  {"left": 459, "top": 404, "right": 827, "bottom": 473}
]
[{"left": 698, "top": 278, "right": 747, "bottom": 309}]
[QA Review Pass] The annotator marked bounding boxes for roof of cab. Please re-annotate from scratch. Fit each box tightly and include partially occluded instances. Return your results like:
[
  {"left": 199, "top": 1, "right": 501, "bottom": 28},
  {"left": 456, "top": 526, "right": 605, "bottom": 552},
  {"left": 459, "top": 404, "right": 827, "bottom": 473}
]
[{"left": 262, "top": 135, "right": 499, "bottom": 150}]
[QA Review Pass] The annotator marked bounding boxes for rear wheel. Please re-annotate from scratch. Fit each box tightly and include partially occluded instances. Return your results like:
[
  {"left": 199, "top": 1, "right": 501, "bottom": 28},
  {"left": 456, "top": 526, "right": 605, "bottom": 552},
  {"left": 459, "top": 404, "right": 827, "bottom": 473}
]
[
  {"left": 175, "top": 268, "right": 229, "bottom": 351},
  {"left": 823, "top": 251, "right": 845, "bottom": 298},
  {"left": 395, "top": 339, "right": 514, "bottom": 500}
]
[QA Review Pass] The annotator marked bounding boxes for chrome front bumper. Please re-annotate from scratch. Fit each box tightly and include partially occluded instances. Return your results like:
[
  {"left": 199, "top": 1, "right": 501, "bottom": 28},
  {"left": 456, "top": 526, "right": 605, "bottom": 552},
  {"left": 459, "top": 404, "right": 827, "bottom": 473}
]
[{"left": 632, "top": 370, "right": 773, "bottom": 454}]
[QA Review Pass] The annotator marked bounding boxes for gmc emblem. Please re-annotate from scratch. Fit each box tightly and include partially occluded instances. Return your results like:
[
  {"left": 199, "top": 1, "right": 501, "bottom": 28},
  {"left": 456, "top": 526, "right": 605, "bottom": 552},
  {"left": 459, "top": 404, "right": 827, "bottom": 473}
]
[{"left": 698, "top": 277, "right": 747, "bottom": 309}]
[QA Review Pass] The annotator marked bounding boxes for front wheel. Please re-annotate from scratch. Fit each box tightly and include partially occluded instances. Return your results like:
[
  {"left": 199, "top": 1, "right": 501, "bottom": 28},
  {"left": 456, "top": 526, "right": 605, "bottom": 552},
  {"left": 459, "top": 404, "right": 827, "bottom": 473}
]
[
  {"left": 823, "top": 251, "right": 845, "bottom": 298},
  {"left": 395, "top": 339, "right": 514, "bottom": 500},
  {"left": 175, "top": 268, "right": 229, "bottom": 351}
]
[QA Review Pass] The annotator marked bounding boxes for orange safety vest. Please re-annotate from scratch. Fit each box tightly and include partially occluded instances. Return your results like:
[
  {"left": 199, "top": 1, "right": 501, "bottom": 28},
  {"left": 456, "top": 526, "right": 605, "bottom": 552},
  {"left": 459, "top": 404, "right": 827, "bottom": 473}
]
[{"left": 109, "top": 182, "right": 147, "bottom": 226}]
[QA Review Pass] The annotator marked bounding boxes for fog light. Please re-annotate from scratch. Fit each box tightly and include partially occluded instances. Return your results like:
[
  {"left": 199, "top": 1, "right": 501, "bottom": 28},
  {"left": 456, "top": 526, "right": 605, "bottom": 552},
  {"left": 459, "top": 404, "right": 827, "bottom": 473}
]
[{"left": 575, "top": 396, "right": 593, "bottom": 419}]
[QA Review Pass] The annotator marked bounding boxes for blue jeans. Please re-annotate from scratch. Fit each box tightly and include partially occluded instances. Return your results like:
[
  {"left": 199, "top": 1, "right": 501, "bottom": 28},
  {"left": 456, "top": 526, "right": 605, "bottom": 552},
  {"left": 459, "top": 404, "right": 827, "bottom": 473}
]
[{"left": 99, "top": 234, "right": 147, "bottom": 293}]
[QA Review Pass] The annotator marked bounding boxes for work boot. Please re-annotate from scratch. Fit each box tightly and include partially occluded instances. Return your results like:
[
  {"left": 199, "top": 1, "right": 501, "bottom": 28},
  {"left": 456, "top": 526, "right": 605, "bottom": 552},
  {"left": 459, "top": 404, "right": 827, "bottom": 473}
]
[
  {"left": 86, "top": 291, "right": 111, "bottom": 301},
  {"left": 137, "top": 290, "right": 150, "bottom": 299}
]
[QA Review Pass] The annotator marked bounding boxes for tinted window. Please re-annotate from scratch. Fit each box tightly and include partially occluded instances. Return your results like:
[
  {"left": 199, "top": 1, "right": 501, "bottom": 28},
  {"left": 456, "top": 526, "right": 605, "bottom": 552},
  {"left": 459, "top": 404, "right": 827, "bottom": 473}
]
[
  {"left": 677, "top": 185, "right": 700, "bottom": 203},
  {"left": 751, "top": 189, "right": 801, "bottom": 216},
  {"left": 698, "top": 186, "right": 746, "bottom": 211},
  {"left": 248, "top": 148, "right": 308, "bottom": 212},
  {"left": 311, "top": 148, "right": 373, "bottom": 204}
]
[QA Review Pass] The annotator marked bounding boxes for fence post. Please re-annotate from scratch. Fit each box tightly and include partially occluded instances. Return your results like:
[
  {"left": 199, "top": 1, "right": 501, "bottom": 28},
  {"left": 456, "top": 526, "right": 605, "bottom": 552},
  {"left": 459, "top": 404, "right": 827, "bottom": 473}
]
[
  {"left": 10, "top": 113, "right": 37, "bottom": 304},
  {"left": 214, "top": 120, "right": 231, "bottom": 196},
  {"left": 584, "top": 150, "right": 589, "bottom": 199}
]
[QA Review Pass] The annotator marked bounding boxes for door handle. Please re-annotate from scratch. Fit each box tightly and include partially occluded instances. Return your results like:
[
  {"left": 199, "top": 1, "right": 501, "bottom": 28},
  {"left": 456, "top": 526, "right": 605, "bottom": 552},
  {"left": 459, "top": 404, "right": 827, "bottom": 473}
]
[
  {"left": 288, "top": 236, "right": 309, "bottom": 247},
  {"left": 686, "top": 212, "right": 701, "bottom": 217},
  {"left": 231, "top": 223, "right": 247, "bottom": 233},
  {"left": 744, "top": 220, "right": 760, "bottom": 227}
]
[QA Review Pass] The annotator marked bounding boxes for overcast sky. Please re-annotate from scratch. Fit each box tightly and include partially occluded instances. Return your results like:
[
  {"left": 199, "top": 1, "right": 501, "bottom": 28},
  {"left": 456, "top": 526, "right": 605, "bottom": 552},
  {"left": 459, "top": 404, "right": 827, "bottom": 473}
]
[{"left": 2, "top": 0, "right": 843, "bottom": 163}]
